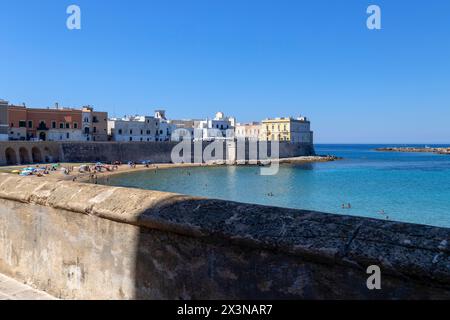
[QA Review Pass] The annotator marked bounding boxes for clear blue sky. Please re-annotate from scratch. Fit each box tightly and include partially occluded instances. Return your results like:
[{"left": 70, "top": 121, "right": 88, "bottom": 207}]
[{"left": 1, "top": 0, "right": 449, "bottom": 143}]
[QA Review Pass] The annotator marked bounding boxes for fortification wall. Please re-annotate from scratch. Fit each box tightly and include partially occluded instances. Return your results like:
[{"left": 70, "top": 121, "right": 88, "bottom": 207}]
[
  {"left": 0, "top": 174, "right": 449, "bottom": 299},
  {"left": 0, "top": 141, "right": 315, "bottom": 166}
]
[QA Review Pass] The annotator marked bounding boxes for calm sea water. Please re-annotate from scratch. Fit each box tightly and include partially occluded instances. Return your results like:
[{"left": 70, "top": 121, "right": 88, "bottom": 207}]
[{"left": 102, "top": 144, "right": 450, "bottom": 228}]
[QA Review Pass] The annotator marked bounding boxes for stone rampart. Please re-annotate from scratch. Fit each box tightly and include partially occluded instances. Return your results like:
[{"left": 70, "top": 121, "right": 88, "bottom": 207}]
[
  {"left": 0, "top": 174, "right": 449, "bottom": 299},
  {"left": 0, "top": 141, "right": 315, "bottom": 166}
]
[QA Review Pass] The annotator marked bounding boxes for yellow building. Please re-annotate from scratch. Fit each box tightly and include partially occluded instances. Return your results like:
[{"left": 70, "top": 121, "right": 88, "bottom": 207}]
[{"left": 260, "top": 117, "right": 313, "bottom": 143}]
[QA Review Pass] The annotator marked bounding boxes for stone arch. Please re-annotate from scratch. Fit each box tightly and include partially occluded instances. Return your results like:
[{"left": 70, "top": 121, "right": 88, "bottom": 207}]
[
  {"left": 19, "top": 147, "right": 31, "bottom": 164},
  {"left": 5, "top": 148, "right": 17, "bottom": 166},
  {"left": 43, "top": 147, "right": 52, "bottom": 163},
  {"left": 32, "top": 147, "right": 43, "bottom": 163}
]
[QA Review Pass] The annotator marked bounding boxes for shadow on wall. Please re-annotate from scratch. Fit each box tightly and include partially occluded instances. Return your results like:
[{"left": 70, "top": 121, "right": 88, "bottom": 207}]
[
  {"left": 131, "top": 195, "right": 450, "bottom": 300},
  {"left": 1, "top": 144, "right": 56, "bottom": 165}
]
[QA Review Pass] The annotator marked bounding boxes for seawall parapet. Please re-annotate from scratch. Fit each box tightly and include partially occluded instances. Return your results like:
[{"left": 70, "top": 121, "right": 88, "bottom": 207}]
[{"left": 0, "top": 173, "right": 449, "bottom": 299}]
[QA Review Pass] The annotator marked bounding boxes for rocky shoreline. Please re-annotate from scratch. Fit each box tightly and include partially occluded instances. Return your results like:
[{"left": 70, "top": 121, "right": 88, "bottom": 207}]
[{"left": 376, "top": 147, "right": 450, "bottom": 155}]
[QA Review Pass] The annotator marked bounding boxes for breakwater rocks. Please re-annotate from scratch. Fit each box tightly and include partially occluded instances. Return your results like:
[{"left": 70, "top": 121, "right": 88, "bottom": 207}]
[
  {"left": 277, "top": 155, "right": 341, "bottom": 164},
  {"left": 376, "top": 147, "right": 450, "bottom": 155}
]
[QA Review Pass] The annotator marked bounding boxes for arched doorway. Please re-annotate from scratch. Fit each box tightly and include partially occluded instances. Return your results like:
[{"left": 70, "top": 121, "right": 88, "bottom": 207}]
[
  {"left": 5, "top": 148, "right": 17, "bottom": 166},
  {"left": 32, "top": 147, "right": 43, "bottom": 163},
  {"left": 19, "top": 147, "right": 31, "bottom": 164},
  {"left": 39, "top": 132, "right": 47, "bottom": 141}
]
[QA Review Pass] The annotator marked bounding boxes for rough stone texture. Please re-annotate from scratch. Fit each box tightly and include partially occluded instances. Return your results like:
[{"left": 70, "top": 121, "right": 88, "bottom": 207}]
[
  {"left": 0, "top": 273, "right": 56, "bottom": 300},
  {"left": 0, "top": 141, "right": 315, "bottom": 166},
  {"left": 0, "top": 141, "right": 61, "bottom": 165},
  {"left": 0, "top": 174, "right": 449, "bottom": 299}
]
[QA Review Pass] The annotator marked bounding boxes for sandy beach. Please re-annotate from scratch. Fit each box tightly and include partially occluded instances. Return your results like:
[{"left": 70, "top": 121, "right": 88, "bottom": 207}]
[{"left": 0, "top": 155, "right": 340, "bottom": 183}]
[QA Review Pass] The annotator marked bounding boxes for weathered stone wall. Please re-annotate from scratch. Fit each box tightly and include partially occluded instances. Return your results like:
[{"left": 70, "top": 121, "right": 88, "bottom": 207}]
[
  {"left": 0, "top": 141, "right": 61, "bottom": 165},
  {"left": 0, "top": 141, "right": 315, "bottom": 166},
  {"left": 0, "top": 174, "right": 449, "bottom": 299}
]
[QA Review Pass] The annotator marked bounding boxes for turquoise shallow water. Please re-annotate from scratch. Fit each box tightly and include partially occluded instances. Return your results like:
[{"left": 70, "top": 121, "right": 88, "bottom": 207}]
[{"left": 103, "top": 144, "right": 450, "bottom": 228}]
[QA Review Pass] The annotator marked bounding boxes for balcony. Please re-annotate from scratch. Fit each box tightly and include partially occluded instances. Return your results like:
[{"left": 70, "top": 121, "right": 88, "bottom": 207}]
[{"left": 37, "top": 123, "right": 49, "bottom": 131}]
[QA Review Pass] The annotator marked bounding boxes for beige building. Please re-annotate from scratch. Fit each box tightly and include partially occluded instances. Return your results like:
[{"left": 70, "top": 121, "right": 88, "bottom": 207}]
[
  {"left": 82, "top": 107, "right": 108, "bottom": 141},
  {"left": 260, "top": 117, "right": 313, "bottom": 143},
  {"left": 0, "top": 99, "right": 8, "bottom": 141},
  {"left": 235, "top": 122, "right": 261, "bottom": 140}
]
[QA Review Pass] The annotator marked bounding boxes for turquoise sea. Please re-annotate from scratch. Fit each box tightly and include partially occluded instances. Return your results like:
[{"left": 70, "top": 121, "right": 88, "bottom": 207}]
[{"left": 102, "top": 145, "right": 450, "bottom": 228}]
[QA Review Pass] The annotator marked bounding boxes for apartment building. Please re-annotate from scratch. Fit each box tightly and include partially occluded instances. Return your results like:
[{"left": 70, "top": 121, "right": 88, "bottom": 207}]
[
  {"left": 195, "top": 112, "right": 236, "bottom": 141},
  {"left": 82, "top": 106, "right": 109, "bottom": 141},
  {"left": 0, "top": 99, "right": 8, "bottom": 141},
  {"left": 235, "top": 122, "right": 261, "bottom": 140},
  {"left": 8, "top": 104, "right": 83, "bottom": 141},
  {"left": 260, "top": 117, "right": 313, "bottom": 143},
  {"left": 108, "top": 115, "right": 160, "bottom": 142}
]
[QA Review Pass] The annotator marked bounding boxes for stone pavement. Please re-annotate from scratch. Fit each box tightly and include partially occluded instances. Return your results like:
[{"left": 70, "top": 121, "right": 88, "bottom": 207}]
[{"left": 0, "top": 273, "right": 56, "bottom": 300}]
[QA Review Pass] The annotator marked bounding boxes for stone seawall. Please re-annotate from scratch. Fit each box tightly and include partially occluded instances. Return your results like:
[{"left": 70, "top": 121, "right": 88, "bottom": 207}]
[
  {"left": 0, "top": 141, "right": 315, "bottom": 166},
  {"left": 0, "top": 173, "right": 449, "bottom": 299}
]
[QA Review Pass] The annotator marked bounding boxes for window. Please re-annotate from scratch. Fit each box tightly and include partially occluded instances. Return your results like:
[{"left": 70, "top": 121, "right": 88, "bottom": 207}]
[
  {"left": 52, "top": 121, "right": 56, "bottom": 129},
  {"left": 66, "top": 123, "right": 70, "bottom": 129},
  {"left": 38, "top": 121, "right": 46, "bottom": 130},
  {"left": 73, "top": 122, "right": 78, "bottom": 129},
  {"left": 19, "top": 121, "right": 26, "bottom": 128},
  {"left": 129, "top": 137, "right": 132, "bottom": 141},
  {"left": 93, "top": 127, "right": 97, "bottom": 133},
  {"left": 118, "top": 129, "right": 122, "bottom": 135},
  {"left": 28, "top": 121, "right": 33, "bottom": 128},
  {"left": 130, "top": 130, "right": 133, "bottom": 135},
  {"left": 66, "top": 133, "right": 70, "bottom": 139},
  {"left": 146, "top": 130, "right": 151, "bottom": 135},
  {"left": 141, "top": 130, "right": 143, "bottom": 135},
  {"left": 85, "top": 127, "right": 90, "bottom": 134},
  {"left": 60, "top": 123, "right": 64, "bottom": 129}
]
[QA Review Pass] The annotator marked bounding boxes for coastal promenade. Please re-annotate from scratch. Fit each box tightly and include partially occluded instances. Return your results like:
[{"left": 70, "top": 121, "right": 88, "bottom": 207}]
[{"left": 0, "top": 273, "right": 55, "bottom": 300}]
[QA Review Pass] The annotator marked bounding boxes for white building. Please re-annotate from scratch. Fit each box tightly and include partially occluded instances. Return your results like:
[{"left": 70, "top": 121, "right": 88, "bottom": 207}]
[
  {"left": 154, "top": 110, "right": 171, "bottom": 142},
  {"left": 195, "top": 112, "right": 236, "bottom": 141},
  {"left": 108, "top": 115, "right": 160, "bottom": 142},
  {"left": 47, "top": 129, "right": 84, "bottom": 141},
  {"left": 0, "top": 99, "right": 8, "bottom": 141},
  {"left": 167, "top": 119, "right": 197, "bottom": 141}
]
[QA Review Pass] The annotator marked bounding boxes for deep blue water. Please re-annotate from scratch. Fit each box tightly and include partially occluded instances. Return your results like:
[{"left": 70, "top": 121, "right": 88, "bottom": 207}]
[{"left": 103, "top": 144, "right": 450, "bottom": 228}]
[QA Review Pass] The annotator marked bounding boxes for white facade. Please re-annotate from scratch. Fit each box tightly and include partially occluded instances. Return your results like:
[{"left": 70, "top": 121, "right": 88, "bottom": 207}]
[
  {"left": 290, "top": 117, "right": 313, "bottom": 143},
  {"left": 195, "top": 112, "right": 236, "bottom": 141},
  {"left": 0, "top": 99, "right": 8, "bottom": 141},
  {"left": 170, "top": 124, "right": 194, "bottom": 141},
  {"left": 47, "top": 129, "right": 84, "bottom": 141},
  {"left": 154, "top": 110, "right": 171, "bottom": 142},
  {"left": 109, "top": 115, "right": 160, "bottom": 142}
]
